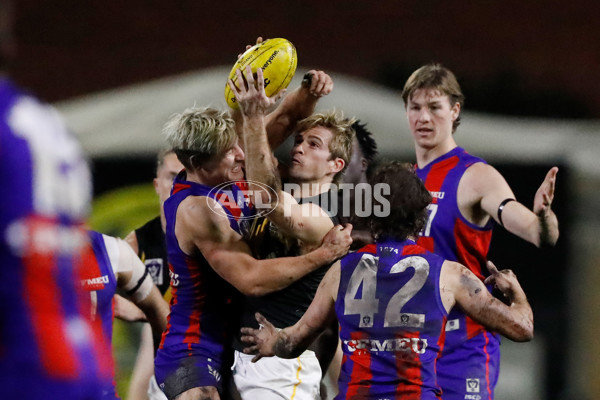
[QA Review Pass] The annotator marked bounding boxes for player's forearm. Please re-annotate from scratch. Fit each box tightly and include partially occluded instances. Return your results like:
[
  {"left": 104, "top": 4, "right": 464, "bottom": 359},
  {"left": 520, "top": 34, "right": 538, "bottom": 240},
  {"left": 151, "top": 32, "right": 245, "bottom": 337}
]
[
  {"left": 273, "top": 324, "right": 319, "bottom": 359},
  {"left": 243, "top": 115, "right": 281, "bottom": 193},
  {"left": 538, "top": 210, "right": 559, "bottom": 247},
  {"left": 266, "top": 86, "right": 318, "bottom": 149}
]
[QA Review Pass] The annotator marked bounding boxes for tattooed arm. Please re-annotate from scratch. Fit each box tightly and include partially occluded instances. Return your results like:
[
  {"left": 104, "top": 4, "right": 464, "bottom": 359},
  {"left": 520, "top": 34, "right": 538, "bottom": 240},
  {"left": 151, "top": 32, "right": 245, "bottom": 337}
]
[{"left": 439, "top": 260, "right": 534, "bottom": 342}]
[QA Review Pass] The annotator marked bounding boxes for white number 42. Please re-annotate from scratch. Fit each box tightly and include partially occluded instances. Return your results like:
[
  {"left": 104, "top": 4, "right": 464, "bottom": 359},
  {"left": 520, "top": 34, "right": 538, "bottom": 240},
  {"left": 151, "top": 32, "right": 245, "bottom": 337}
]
[{"left": 344, "top": 254, "right": 429, "bottom": 328}]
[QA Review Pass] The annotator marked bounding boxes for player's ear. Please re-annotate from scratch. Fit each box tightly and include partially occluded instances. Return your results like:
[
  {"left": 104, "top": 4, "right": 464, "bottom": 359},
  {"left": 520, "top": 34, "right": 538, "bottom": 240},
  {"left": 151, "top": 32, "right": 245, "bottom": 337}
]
[
  {"left": 330, "top": 158, "right": 345, "bottom": 174},
  {"left": 153, "top": 178, "right": 160, "bottom": 194},
  {"left": 450, "top": 101, "right": 461, "bottom": 122}
]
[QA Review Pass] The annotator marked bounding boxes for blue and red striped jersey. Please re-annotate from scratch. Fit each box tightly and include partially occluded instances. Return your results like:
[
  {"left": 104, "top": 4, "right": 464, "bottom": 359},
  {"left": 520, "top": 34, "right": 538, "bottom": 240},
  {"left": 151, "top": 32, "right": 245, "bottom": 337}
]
[
  {"left": 80, "top": 230, "right": 123, "bottom": 399},
  {"left": 157, "top": 173, "right": 252, "bottom": 362},
  {"left": 0, "top": 78, "right": 111, "bottom": 398},
  {"left": 335, "top": 240, "right": 447, "bottom": 400},
  {"left": 415, "top": 146, "right": 494, "bottom": 347}
]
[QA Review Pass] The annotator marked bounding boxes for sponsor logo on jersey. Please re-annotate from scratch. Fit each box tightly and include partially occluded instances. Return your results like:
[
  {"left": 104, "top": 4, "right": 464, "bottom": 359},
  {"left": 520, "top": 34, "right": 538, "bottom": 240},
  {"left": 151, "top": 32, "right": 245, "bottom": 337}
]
[
  {"left": 429, "top": 191, "right": 445, "bottom": 199},
  {"left": 344, "top": 337, "right": 428, "bottom": 355},
  {"left": 81, "top": 275, "right": 109, "bottom": 291}
]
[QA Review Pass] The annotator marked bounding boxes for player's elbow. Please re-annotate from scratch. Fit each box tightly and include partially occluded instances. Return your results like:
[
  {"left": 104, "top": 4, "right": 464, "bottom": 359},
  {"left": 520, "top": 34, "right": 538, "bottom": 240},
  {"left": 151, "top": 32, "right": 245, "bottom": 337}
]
[
  {"left": 235, "top": 278, "right": 277, "bottom": 297},
  {"left": 507, "top": 319, "right": 534, "bottom": 342}
]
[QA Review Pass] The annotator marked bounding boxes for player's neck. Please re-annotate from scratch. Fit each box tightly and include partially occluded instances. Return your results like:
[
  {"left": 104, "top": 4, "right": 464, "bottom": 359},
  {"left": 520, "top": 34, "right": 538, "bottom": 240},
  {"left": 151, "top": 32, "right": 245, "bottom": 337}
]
[{"left": 415, "top": 140, "right": 457, "bottom": 169}]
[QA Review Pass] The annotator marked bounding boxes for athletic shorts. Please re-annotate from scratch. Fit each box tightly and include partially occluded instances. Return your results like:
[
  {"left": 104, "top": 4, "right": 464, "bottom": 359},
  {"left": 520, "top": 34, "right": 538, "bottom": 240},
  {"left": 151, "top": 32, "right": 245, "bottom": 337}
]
[
  {"left": 437, "top": 330, "right": 501, "bottom": 400},
  {"left": 154, "top": 351, "right": 224, "bottom": 399},
  {"left": 232, "top": 349, "right": 322, "bottom": 400}
]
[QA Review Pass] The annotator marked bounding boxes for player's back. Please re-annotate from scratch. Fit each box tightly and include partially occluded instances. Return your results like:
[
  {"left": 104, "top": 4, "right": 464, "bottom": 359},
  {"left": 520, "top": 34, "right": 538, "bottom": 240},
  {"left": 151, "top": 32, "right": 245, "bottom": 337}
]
[
  {"left": 0, "top": 78, "right": 111, "bottom": 398},
  {"left": 335, "top": 240, "right": 447, "bottom": 400}
]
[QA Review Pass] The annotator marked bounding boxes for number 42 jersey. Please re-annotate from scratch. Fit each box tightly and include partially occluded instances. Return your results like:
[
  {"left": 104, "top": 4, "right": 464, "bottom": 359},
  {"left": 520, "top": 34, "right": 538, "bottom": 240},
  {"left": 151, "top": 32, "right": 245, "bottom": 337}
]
[{"left": 335, "top": 240, "right": 448, "bottom": 400}]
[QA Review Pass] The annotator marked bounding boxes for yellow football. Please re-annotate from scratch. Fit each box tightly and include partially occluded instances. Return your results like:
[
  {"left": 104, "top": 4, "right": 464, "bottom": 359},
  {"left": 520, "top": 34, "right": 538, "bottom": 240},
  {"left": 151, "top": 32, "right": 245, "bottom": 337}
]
[{"left": 225, "top": 38, "right": 298, "bottom": 109}]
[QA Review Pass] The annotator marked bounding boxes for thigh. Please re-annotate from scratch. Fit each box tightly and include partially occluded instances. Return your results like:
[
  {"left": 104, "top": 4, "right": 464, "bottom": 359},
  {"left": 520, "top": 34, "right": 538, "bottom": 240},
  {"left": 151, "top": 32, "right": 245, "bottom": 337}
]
[
  {"left": 233, "top": 350, "right": 322, "bottom": 400},
  {"left": 437, "top": 331, "right": 501, "bottom": 400}
]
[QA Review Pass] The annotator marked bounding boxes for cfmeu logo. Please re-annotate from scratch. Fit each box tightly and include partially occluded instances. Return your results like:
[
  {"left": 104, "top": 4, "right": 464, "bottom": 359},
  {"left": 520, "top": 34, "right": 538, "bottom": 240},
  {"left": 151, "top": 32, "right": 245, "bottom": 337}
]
[{"left": 207, "top": 180, "right": 279, "bottom": 221}]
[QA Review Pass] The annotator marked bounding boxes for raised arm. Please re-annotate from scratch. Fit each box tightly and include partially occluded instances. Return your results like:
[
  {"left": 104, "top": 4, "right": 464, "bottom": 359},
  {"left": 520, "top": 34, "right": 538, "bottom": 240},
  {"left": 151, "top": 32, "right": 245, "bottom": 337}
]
[
  {"left": 231, "top": 67, "right": 335, "bottom": 246},
  {"left": 461, "top": 163, "right": 559, "bottom": 247},
  {"left": 440, "top": 260, "right": 533, "bottom": 342},
  {"left": 180, "top": 196, "right": 351, "bottom": 297},
  {"left": 240, "top": 261, "right": 341, "bottom": 361},
  {"left": 265, "top": 70, "right": 334, "bottom": 149}
]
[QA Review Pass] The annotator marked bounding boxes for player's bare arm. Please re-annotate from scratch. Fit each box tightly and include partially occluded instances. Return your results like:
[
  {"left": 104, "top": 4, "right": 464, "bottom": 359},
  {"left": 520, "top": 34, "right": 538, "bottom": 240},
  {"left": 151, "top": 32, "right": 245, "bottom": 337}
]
[
  {"left": 440, "top": 260, "right": 534, "bottom": 342},
  {"left": 232, "top": 66, "right": 336, "bottom": 247},
  {"left": 265, "top": 69, "right": 334, "bottom": 149},
  {"left": 113, "top": 294, "right": 147, "bottom": 322},
  {"left": 240, "top": 261, "right": 341, "bottom": 361},
  {"left": 459, "top": 162, "right": 559, "bottom": 247},
  {"left": 124, "top": 229, "right": 139, "bottom": 254},
  {"left": 114, "top": 239, "right": 169, "bottom": 340},
  {"left": 176, "top": 195, "right": 351, "bottom": 297}
]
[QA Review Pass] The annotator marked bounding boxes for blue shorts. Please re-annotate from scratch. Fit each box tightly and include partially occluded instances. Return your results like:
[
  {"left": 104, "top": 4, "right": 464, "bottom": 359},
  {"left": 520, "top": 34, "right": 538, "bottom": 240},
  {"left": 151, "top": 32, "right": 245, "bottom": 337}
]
[
  {"left": 437, "top": 330, "right": 501, "bottom": 400},
  {"left": 154, "top": 350, "right": 224, "bottom": 400}
]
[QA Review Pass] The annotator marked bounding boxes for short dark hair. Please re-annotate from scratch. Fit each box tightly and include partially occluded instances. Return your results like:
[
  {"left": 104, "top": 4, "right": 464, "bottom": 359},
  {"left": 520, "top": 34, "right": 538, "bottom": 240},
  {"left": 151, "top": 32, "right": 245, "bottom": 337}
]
[
  {"left": 369, "top": 161, "right": 432, "bottom": 241},
  {"left": 352, "top": 120, "right": 378, "bottom": 164}
]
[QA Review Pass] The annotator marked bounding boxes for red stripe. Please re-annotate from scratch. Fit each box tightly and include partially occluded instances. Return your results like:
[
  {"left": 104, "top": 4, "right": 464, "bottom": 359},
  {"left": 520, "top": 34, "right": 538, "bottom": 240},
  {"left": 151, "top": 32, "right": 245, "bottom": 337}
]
[
  {"left": 394, "top": 331, "right": 422, "bottom": 400},
  {"left": 24, "top": 251, "right": 80, "bottom": 377},
  {"left": 76, "top": 241, "right": 115, "bottom": 379},
  {"left": 401, "top": 244, "right": 426, "bottom": 256},
  {"left": 172, "top": 182, "right": 191, "bottom": 195},
  {"left": 453, "top": 219, "right": 492, "bottom": 281},
  {"left": 23, "top": 218, "right": 80, "bottom": 378},
  {"left": 183, "top": 257, "right": 203, "bottom": 345},
  {"left": 346, "top": 331, "right": 372, "bottom": 398},
  {"left": 434, "top": 317, "right": 447, "bottom": 400},
  {"left": 453, "top": 218, "right": 492, "bottom": 340},
  {"left": 423, "top": 156, "right": 459, "bottom": 205},
  {"left": 356, "top": 244, "right": 376, "bottom": 254},
  {"left": 483, "top": 331, "right": 492, "bottom": 400},
  {"left": 418, "top": 155, "right": 460, "bottom": 254}
]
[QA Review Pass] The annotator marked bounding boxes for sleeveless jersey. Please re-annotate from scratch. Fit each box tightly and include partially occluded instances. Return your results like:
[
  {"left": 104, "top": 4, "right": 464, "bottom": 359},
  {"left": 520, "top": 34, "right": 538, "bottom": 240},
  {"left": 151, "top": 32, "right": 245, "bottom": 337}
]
[
  {"left": 134, "top": 216, "right": 170, "bottom": 296},
  {"left": 415, "top": 146, "right": 494, "bottom": 347},
  {"left": 0, "top": 78, "right": 111, "bottom": 398},
  {"left": 335, "top": 240, "right": 447, "bottom": 400},
  {"left": 157, "top": 173, "right": 252, "bottom": 362},
  {"left": 233, "top": 189, "right": 339, "bottom": 351},
  {"left": 81, "top": 230, "right": 121, "bottom": 400}
]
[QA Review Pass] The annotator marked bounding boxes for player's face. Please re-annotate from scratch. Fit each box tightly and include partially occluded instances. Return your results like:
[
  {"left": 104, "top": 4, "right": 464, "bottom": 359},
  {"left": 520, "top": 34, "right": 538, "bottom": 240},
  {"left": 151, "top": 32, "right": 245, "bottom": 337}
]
[
  {"left": 289, "top": 127, "right": 341, "bottom": 184},
  {"left": 212, "top": 141, "right": 245, "bottom": 183},
  {"left": 154, "top": 152, "right": 184, "bottom": 205},
  {"left": 406, "top": 88, "right": 460, "bottom": 150}
]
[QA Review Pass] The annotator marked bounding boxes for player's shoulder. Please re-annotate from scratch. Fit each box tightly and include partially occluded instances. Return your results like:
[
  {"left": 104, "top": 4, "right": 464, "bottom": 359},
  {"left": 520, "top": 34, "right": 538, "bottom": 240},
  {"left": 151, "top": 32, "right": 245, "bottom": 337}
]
[
  {"left": 178, "top": 194, "right": 236, "bottom": 237},
  {"left": 462, "top": 160, "right": 505, "bottom": 189}
]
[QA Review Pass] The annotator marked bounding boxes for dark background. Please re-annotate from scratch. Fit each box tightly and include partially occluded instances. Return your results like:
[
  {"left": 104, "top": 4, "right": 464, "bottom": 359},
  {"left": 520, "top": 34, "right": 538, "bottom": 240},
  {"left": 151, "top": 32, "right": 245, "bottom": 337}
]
[{"left": 11, "top": 0, "right": 600, "bottom": 119}]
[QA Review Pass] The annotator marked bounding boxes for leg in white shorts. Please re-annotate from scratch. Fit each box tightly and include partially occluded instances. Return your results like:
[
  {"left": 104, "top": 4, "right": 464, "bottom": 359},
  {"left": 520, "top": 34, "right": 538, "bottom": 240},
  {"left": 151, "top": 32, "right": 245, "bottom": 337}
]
[{"left": 232, "top": 349, "right": 321, "bottom": 400}]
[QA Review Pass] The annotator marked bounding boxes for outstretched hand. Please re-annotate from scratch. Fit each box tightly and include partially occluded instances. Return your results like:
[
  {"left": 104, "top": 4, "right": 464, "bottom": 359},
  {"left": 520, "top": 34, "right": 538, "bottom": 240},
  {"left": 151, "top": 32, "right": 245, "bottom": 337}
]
[
  {"left": 228, "top": 66, "right": 285, "bottom": 117},
  {"left": 483, "top": 261, "right": 521, "bottom": 303},
  {"left": 240, "top": 312, "right": 279, "bottom": 363},
  {"left": 533, "top": 166, "right": 558, "bottom": 218}
]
